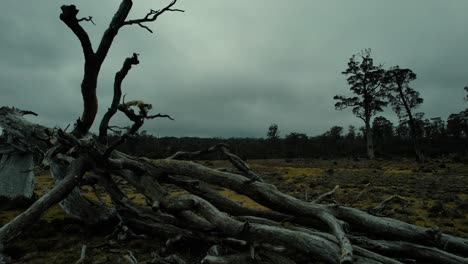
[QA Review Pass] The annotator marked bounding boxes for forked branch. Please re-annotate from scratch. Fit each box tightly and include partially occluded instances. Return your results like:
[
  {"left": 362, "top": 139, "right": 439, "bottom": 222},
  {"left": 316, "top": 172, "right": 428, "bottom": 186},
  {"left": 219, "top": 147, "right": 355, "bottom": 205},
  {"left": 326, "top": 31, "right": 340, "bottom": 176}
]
[
  {"left": 99, "top": 53, "right": 140, "bottom": 144},
  {"left": 60, "top": 5, "right": 94, "bottom": 60},
  {"left": 123, "top": 0, "right": 184, "bottom": 33},
  {"left": 103, "top": 101, "right": 173, "bottom": 157}
]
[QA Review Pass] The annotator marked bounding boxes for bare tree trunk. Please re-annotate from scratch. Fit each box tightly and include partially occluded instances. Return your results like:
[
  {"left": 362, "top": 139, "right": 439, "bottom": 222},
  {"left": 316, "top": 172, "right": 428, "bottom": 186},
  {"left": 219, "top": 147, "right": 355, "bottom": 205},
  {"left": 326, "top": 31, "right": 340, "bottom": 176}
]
[
  {"left": 408, "top": 116, "right": 425, "bottom": 162},
  {"left": 76, "top": 67, "right": 99, "bottom": 136},
  {"left": 396, "top": 85, "right": 425, "bottom": 163},
  {"left": 365, "top": 121, "right": 375, "bottom": 160}
]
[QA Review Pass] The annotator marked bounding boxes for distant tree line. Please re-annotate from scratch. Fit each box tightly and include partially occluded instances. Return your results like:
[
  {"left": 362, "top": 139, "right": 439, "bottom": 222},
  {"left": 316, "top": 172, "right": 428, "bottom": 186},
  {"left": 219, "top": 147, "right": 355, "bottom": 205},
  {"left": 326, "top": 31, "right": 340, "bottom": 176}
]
[
  {"left": 113, "top": 113, "right": 467, "bottom": 160},
  {"left": 113, "top": 49, "right": 467, "bottom": 161}
]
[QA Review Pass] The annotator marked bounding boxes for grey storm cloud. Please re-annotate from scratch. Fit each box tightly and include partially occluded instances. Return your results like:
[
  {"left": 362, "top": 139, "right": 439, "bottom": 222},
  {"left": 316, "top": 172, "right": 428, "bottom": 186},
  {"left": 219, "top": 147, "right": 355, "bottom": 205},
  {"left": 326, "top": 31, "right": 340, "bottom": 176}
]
[{"left": 1, "top": 0, "right": 467, "bottom": 138}]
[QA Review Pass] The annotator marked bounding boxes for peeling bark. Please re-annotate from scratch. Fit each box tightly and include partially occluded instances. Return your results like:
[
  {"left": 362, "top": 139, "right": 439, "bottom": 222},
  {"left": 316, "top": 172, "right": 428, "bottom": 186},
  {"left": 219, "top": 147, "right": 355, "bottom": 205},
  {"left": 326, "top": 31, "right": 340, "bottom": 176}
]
[{"left": 0, "top": 151, "right": 35, "bottom": 200}]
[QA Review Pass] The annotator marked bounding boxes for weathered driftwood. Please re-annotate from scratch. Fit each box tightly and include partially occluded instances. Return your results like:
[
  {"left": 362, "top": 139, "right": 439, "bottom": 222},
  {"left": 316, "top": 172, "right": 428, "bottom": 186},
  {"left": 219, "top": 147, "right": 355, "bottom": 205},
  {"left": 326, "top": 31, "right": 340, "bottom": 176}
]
[
  {"left": 3, "top": 105, "right": 467, "bottom": 263},
  {"left": 1, "top": 1, "right": 468, "bottom": 263}
]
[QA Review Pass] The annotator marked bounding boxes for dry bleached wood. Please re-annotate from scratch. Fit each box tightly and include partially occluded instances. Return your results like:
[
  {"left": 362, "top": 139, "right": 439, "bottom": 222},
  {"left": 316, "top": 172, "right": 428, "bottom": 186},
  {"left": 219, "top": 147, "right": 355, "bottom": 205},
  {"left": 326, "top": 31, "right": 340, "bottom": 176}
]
[
  {"left": 313, "top": 185, "right": 340, "bottom": 204},
  {"left": 2, "top": 111, "right": 468, "bottom": 263},
  {"left": 146, "top": 159, "right": 468, "bottom": 256},
  {"left": 369, "top": 195, "right": 408, "bottom": 216},
  {"left": 2, "top": 84, "right": 468, "bottom": 264},
  {"left": 169, "top": 143, "right": 264, "bottom": 182},
  {"left": 162, "top": 194, "right": 341, "bottom": 263},
  {"left": 104, "top": 152, "right": 468, "bottom": 261},
  {"left": 1, "top": 0, "right": 468, "bottom": 263}
]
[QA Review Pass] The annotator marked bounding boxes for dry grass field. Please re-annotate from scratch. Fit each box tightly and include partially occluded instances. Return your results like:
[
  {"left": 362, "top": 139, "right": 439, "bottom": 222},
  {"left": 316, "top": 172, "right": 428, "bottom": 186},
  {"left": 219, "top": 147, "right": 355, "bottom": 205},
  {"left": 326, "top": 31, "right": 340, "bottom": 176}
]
[{"left": 1, "top": 158, "right": 467, "bottom": 263}]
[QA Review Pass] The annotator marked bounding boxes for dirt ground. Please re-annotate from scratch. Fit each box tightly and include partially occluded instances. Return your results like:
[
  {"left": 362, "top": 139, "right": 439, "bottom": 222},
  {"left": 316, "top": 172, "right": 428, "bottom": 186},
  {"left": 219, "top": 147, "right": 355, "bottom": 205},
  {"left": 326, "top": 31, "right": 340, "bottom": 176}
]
[{"left": 1, "top": 158, "right": 467, "bottom": 263}]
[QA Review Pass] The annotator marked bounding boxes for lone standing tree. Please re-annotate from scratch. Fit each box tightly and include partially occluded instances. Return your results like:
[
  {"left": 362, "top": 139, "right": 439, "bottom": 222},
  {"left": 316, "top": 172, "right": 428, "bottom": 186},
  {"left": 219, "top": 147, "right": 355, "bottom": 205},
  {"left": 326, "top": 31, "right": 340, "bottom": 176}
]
[
  {"left": 334, "top": 49, "right": 387, "bottom": 159},
  {"left": 385, "top": 66, "right": 425, "bottom": 162},
  {"left": 0, "top": 4, "right": 467, "bottom": 264},
  {"left": 266, "top": 123, "right": 280, "bottom": 141}
]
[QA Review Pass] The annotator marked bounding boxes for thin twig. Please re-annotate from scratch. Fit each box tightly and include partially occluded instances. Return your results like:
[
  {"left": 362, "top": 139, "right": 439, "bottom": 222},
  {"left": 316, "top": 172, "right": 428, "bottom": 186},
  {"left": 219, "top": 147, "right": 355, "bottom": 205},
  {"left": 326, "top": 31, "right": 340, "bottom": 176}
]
[
  {"left": 313, "top": 185, "right": 340, "bottom": 204},
  {"left": 123, "top": 0, "right": 184, "bottom": 34},
  {"left": 74, "top": 244, "right": 87, "bottom": 264},
  {"left": 78, "top": 16, "right": 95, "bottom": 25}
]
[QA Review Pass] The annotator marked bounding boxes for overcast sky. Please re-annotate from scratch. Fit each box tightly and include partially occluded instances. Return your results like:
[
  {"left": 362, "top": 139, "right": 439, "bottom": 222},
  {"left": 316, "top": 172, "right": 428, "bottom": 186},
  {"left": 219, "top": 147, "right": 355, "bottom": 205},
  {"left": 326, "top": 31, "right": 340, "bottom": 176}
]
[{"left": 1, "top": 1, "right": 467, "bottom": 138}]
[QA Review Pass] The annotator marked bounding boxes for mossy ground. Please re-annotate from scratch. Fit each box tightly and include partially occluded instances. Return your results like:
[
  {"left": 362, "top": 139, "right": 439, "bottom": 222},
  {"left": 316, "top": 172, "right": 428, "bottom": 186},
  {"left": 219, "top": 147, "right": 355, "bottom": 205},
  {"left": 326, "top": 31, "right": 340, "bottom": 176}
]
[{"left": 1, "top": 158, "right": 467, "bottom": 263}]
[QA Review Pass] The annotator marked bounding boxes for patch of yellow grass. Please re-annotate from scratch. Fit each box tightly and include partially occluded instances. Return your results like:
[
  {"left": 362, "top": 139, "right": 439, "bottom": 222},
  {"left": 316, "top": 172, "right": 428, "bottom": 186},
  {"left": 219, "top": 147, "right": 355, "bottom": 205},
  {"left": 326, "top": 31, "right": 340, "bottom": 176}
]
[
  {"left": 219, "top": 189, "right": 269, "bottom": 211},
  {"left": 34, "top": 173, "right": 54, "bottom": 196},
  {"left": 383, "top": 169, "right": 414, "bottom": 175},
  {"left": 335, "top": 168, "right": 369, "bottom": 173},
  {"left": 42, "top": 205, "right": 68, "bottom": 222},
  {"left": 277, "top": 166, "right": 324, "bottom": 177}
]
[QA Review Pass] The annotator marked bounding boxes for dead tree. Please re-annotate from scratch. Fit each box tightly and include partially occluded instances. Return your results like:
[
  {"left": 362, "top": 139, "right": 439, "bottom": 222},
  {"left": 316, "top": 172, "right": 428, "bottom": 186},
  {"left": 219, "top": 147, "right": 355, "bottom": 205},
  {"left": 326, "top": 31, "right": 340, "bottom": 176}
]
[{"left": 0, "top": 2, "right": 467, "bottom": 264}]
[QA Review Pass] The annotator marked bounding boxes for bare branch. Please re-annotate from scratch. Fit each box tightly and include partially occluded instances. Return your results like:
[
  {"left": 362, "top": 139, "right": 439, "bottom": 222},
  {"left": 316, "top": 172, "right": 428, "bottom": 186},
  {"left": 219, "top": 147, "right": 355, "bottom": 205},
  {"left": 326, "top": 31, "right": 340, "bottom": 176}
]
[
  {"left": 122, "top": 250, "right": 138, "bottom": 264},
  {"left": 370, "top": 195, "right": 408, "bottom": 216},
  {"left": 163, "top": 195, "right": 342, "bottom": 263},
  {"left": 60, "top": 5, "right": 94, "bottom": 60},
  {"left": 16, "top": 109, "right": 38, "bottom": 116},
  {"left": 77, "top": 16, "right": 95, "bottom": 25},
  {"left": 313, "top": 185, "right": 340, "bottom": 204},
  {"left": 348, "top": 183, "right": 370, "bottom": 206},
  {"left": 168, "top": 143, "right": 263, "bottom": 182},
  {"left": 137, "top": 23, "right": 153, "bottom": 33},
  {"left": 104, "top": 100, "right": 172, "bottom": 157},
  {"left": 74, "top": 244, "right": 87, "bottom": 264},
  {"left": 107, "top": 126, "right": 128, "bottom": 134},
  {"left": 123, "top": 0, "right": 184, "bottom": 33},
  {"left": 146, "top": 113, "right": 175, "bottom": 120},
  {"left": 99, "top": 53, "right": 140, "bottom": 144}
]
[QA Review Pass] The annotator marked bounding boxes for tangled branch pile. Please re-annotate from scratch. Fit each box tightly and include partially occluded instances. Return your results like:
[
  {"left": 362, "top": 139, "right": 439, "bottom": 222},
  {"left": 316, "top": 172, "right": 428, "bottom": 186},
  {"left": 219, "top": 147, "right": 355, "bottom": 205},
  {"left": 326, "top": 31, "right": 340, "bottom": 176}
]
[{"left": 0, "top": 1, "right": 467, "bottom": 263}]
